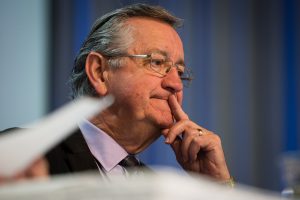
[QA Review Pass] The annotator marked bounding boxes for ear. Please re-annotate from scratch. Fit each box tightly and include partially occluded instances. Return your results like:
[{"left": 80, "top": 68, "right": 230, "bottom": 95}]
[{"left": 85, "top": 52, "right": 109, "bottom": 96}]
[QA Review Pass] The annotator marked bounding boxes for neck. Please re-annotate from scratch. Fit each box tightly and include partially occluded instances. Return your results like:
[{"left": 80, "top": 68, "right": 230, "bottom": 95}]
[{"left": 90, "top": 109, "right": 161, "bottom": 154}]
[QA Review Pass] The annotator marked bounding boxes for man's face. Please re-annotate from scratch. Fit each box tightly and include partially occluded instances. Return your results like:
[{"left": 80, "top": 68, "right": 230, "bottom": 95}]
[{"left": 100, "top": 17, "right": 185, "bottom": 153}]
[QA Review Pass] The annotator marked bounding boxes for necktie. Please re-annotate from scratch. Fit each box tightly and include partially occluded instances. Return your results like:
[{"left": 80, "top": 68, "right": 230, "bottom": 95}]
[
  {"left": 119, "top": 155, "right": 142, "bottom": 169},
  {"left": 93, "top": 155, "right": 151, "bottom": 176},
  {"left": 119, "top": 155, "right": 151, "bottom": 175}
]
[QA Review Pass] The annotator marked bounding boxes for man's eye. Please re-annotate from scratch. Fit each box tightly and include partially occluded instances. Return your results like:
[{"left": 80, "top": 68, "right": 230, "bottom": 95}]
[
  {"left": 178, "top": 70, "right": 183, "bottom": 76},
  {"left": 151, "top": 59, "right": 165, "bottom": 67},
  {"left": 177, "top": 65, "right": 185, "bottom": 75}
]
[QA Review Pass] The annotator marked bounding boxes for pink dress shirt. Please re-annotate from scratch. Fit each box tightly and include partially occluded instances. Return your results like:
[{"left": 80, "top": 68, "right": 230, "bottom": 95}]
[{"left": 78, "top": 120, "right": 128, "bottom": 177}]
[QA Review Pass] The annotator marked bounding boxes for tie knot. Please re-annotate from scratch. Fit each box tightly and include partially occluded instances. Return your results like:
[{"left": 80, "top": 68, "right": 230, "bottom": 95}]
[{"left": 119, "top": 155, "right": 141, "bottom": 168}]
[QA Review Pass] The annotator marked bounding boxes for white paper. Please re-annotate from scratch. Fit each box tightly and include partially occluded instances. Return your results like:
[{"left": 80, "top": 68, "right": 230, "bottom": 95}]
[
  {"left": 0, "top": 95, "right": 114, "bottom": 177},
  {"left": 0, "top": 169, "right": 283, "bottom": 200}
]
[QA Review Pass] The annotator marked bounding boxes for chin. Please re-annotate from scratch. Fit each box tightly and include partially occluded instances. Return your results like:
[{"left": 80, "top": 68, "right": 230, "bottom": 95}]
[
  {"left": 159, "top": 120, "right": 174, "bottom": 129},
  {"left": 154, "top": 113, "right": 174, "bottom": 129},
  {"left": 126, "top": 131, "right": 161, "bottom": 154},
  {"left": 146, "top": 103, "right": 174, "bottom": 128}
]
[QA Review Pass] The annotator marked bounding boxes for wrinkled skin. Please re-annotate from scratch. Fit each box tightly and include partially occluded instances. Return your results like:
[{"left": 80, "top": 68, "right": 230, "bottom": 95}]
[{"left": 88, "top": 17, "right": 230, "bottom": 181}]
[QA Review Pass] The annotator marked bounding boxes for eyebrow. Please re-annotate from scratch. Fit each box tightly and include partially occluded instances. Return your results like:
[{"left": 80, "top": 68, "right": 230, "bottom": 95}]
[{"left": 144, "top": 48, "right": 186, "bottom": 66}]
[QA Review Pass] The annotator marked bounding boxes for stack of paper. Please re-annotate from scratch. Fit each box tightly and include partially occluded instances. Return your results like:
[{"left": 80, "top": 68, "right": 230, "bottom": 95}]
[{"left": 0, "top": 169, "right": 283, "bottom": 200}]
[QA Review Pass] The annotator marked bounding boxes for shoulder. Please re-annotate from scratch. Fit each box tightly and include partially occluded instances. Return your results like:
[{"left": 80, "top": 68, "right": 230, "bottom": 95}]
[{"left": 46, "top": 129, "right": 98, "bottom": 174}]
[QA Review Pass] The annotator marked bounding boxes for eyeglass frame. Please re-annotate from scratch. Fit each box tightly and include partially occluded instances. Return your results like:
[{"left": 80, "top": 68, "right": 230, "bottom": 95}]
[{"left": 107, "top": 52, "right": 193, "bottom": 87}]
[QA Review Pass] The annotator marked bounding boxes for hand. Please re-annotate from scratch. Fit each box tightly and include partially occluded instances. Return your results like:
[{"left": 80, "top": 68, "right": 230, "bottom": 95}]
[
  {"left": 162, "top": 95, "right": 231, "bottom": 181},
  {"left": 0, "top": 157, "right": 49, "bottom": 184}
]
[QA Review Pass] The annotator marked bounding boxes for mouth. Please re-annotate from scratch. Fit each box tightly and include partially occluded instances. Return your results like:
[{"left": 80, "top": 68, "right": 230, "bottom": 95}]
[
  {"left": 149, "top": 97, "right": 171, "bottom": 112},
  {"left": 150, "top": 95, "right": 169, "bottom": 100}
]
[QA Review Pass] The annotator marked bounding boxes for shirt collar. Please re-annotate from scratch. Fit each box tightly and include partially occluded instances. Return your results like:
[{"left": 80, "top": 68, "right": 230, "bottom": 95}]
[{"left": 78, "top": 120, "right": 128, "bottom": 172}]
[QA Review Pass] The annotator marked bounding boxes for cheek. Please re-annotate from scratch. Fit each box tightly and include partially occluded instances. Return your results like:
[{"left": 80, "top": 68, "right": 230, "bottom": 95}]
[
  {"left": 108, "top": 71, "right": 163, "bottom": 115},
  {"left": 110, "top": 79, "right": 150, "bottom": 112}
]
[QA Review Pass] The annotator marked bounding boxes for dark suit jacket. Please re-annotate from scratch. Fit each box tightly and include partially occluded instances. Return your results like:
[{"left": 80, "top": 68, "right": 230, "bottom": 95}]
[
  {"left": 1, "top": 128, "right": 98, "bottom": 175},
  {"left": 45, "top": 129, "right": 99, "bottom": 175}
]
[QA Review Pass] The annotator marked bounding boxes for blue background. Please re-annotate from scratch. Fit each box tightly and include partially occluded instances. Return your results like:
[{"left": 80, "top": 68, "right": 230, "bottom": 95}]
[{"left": 0, "top": 0, "right": 299, "bottom": 191}]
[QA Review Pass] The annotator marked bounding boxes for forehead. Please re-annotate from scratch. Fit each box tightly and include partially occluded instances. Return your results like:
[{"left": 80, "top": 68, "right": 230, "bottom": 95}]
[{"left": 125, "top": 17, "right": 184, "bottom": 59}]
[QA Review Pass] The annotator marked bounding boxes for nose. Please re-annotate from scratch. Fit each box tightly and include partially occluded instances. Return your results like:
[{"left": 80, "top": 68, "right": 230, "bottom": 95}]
[{"left": 161, "top": 67, "right": 183, "bottom": 93}]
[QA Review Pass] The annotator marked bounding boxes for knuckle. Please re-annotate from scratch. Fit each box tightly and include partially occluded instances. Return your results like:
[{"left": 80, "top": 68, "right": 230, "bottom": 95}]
[
  {"left": 212, "top": 134, "right": 222, "bottom": 144},
  {"left": 180, "top": 119, "right": 190, "bottom": 126},
  {"left": 191, "top": 137, "right": 200, "bottom": 145}
]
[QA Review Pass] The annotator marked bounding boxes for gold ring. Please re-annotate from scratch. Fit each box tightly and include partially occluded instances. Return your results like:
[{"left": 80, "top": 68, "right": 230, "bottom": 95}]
[{"left": 197, "top": 128, "right": 204, "bottom": 136}]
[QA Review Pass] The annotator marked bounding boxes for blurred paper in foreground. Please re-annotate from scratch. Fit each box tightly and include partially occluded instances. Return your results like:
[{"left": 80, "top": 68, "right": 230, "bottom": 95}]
[
  {"left": 0, "top": 169, "right": 283, "bottom": 200},
  {"left": 0, "top": 96, "right": 114, "bottom": 177}
]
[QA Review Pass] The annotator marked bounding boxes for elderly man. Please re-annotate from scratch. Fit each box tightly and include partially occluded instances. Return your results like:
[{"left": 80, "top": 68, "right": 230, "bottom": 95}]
[{"left": 2, "top": 4, "right": 231, "bottom": 184}]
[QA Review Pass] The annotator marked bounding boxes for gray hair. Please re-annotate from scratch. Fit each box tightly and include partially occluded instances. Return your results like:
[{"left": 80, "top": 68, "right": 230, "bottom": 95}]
[{"left": 70, "top": 3, "right": 183, "bottom": 98}]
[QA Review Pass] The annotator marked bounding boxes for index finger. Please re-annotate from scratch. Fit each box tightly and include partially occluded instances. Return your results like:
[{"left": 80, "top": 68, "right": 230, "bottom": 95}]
[{"left": 168, "top": 94, "right": 189, "bottom": 121}]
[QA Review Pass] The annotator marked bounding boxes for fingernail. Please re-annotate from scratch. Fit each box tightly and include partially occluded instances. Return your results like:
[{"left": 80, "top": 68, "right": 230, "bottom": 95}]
[
  {"left": 165, "top": 138, "right": 170, "bottom": 144},
  {"left": 193, "top": 155, "right": 197, "bottom": 163}
]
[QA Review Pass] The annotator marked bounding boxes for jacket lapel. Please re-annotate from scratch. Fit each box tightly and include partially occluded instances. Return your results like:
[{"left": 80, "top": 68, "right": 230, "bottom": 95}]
[
  {"left": 47, "top": 129, "right": 98, "bottom": 174},
  {"left": 63, "top": 129, "right": 98, "bottom": 172}
]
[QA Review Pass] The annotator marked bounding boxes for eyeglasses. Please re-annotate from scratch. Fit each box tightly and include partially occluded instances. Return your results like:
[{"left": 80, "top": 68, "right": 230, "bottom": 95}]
[{"left": 111, "top": 52, "right": 193, "bottom": 87}]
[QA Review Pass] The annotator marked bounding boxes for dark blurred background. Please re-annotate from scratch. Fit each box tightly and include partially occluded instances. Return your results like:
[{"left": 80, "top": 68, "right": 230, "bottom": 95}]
[{"left": 0, "top": 0, "right": 299, "bottom": 191}]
